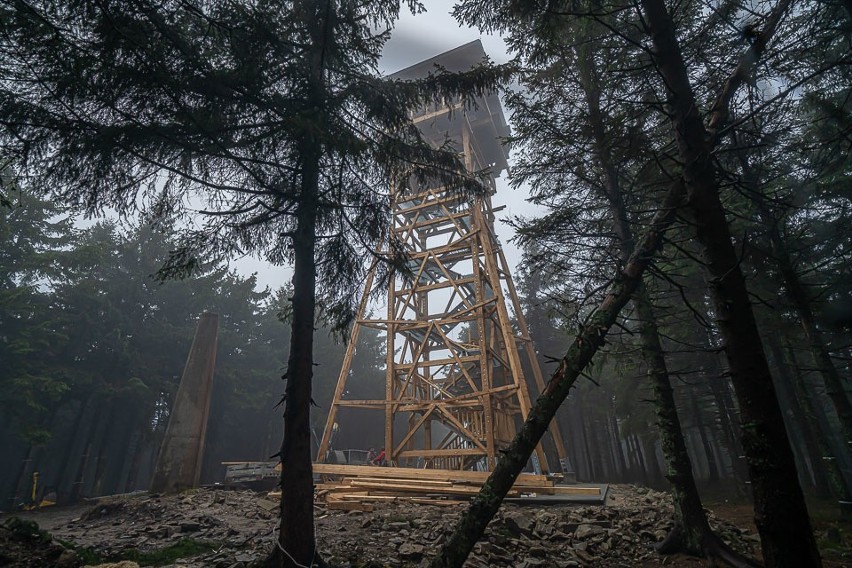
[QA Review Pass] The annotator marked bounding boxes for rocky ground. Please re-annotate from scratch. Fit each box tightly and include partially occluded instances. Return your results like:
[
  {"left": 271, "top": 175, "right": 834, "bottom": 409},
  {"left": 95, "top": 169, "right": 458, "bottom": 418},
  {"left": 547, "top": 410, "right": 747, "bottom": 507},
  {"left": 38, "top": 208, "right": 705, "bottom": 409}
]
[{"left": 2, "top": 485, "right": 850, "bottom": 567}]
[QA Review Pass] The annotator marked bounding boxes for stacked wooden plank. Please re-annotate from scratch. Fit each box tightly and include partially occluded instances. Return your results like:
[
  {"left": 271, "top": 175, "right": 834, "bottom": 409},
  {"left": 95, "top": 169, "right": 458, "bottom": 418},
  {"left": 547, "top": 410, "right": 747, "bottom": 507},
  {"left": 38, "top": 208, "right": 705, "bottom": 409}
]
[{"left": 310, "top": 464, "right": 602, "bottom": 512}]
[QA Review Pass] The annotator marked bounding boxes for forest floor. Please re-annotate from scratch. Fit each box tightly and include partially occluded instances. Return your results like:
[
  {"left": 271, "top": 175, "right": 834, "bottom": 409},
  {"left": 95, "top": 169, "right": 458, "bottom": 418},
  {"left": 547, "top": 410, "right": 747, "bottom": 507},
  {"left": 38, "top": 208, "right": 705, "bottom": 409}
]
[{"left": 1, "top": 484, "right": 850, "bottom": 567}]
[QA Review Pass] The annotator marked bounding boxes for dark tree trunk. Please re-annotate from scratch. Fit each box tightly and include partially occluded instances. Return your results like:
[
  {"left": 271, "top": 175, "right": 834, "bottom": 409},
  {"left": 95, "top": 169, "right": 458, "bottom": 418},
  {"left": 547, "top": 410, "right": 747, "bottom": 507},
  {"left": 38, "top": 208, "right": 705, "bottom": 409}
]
[
  {"left": 766, "top": 337, "right": 832, "bottom": 496},
  {"left": 12, "top": 445, "right": 36, "bottom": 507},
  {"left": 430, "top": 179, "right": 685, "bottom": 568},
  {"left": 53, "top": 400, "right": 89, "bottom": 504},
  {"left": 273, "top": 6, "right": 326, "bottom": 563},
  {"left": 91, "top": 404, "right": 117, "bottom": 497},
  {"left": 609, "top": 414, "right": 628, "bottom": 481},
  {"left": 636, "top": 291, "right": 756, "bottom": 566},
  {"left": 690, "top": 393, "right": 720, "bottom": 484},
  {"left": 743, "top": 149, "right": 852, "bottom": 455},
  {"left": 639, "top": 0, "right": 821, "bottom": 563},
  {"left": 784, "top": 336, "right": 852, "bottom": 506},
  {"left": 631, "top": 434, "right": 649, "bottom": 485},
  {"left": 276, "top": 195, "right": 318, "bottom": 568},
  {"left": 274, "top": 146, "right": 321, "bottom": 567},
  {"left": 577, "top": 37, "right": 751, "bottom": 562},
  {"left": 64, "top": 396, "right": 100, "bottom": 503},
  {"left": 577, "top": 391, "right": 600, "bottom": 480},
  {"left": 707, "top": 373, "right": 749, "bottom": 494}
]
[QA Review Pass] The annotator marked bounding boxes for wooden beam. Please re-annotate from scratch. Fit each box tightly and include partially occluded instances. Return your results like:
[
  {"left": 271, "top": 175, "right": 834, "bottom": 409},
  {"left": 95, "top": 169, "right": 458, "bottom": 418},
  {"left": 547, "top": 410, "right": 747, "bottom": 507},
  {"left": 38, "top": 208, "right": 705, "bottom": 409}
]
[{"left": 312, "top": 463, "right": 554, "bottom": 486}]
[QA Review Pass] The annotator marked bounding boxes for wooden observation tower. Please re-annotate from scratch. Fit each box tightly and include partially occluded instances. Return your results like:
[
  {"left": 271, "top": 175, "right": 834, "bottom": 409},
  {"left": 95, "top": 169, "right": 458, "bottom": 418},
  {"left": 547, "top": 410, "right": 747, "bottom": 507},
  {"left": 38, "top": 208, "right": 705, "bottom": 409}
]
[{"left": 317, "top": 41, "right": 567, "bottom": 473}]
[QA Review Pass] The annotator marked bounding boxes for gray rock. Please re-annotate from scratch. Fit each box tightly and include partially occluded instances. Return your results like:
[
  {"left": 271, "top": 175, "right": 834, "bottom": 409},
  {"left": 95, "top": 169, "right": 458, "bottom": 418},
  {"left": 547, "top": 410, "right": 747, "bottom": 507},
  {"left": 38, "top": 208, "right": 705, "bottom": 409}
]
[
  {"left": 398, "top": 543, "right": 425, "bottom": 559},
  {"left": 574, "top": 523, "right": 605, "bottom": 540},
  {"left": 386, "top": 521, "right": 411, "bottom": 530},
  {"left": 504, "top": 514, "right": 535, "bottom": 536},
  {"left": 54, "top": 550, "right": 79, "bottom": 568}
]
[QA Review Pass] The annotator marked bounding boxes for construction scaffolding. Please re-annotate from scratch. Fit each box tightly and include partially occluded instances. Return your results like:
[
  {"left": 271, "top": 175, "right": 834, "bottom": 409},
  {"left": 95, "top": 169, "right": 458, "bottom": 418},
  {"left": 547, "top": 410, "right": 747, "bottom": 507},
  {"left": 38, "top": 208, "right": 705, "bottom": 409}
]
[{"left": 317, "top": 41, "right": 567, "bottom": 474}]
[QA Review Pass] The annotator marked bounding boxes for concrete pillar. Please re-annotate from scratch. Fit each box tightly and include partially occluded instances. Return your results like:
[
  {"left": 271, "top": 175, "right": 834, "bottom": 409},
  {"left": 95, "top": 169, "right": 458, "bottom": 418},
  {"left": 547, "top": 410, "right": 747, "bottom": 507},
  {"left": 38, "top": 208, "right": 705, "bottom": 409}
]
[{"left": 150, "top": 312, "right": 218, "bottom": 493}]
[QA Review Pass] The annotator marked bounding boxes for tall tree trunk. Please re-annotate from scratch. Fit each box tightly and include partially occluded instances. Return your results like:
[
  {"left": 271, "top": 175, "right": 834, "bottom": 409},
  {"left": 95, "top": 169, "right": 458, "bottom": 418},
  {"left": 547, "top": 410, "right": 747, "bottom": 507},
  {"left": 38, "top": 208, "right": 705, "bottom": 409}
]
[
  {"left": 275, "top": 143, "right": 320, "bottom": 567},
  {"left": 578, "top": 396, "right": 599, "bottom": 480},
  {"left": 270, "top": 3, "right": 334, "bottom": 566},
  {"left": 430, "top": 178, "right": 686, "bottom": 568},
  {"left": 635, "top": 435, "right": 652, "bottom": 485},
  {"left": 739, "top": 145, "right": 852, "bottom": 465},
  {"left": 91, "top": 404, "right": 117, "bottom": 497},
  {"left": 277, "top": 198, "right": 318, "bottom": 568},
  {"left": 635, "top": 291, "right": 756, "bottom": 565},
  {"left": 12, "top": 444, "right": 36, "bottom": 508},
  {"left": 784, "top": 336, "right": 852, "bottom": 504},
  {"left": 577, "top": 35, "right": 752, "bottom": 563},
  {"left": 766, "top": 337, "right": 832, "bottom": 496},
  {"left": 639, "top": 0, "right": 821, "bottom": 563},
  {"left": 690, "top": 393, "right": 721, "bottom": 484},
  {"left": 609, "top": 413, "right": 628, "bottom": 481},
  {"left": 707, "top": 373, "right": 749, "bottom": 494}
]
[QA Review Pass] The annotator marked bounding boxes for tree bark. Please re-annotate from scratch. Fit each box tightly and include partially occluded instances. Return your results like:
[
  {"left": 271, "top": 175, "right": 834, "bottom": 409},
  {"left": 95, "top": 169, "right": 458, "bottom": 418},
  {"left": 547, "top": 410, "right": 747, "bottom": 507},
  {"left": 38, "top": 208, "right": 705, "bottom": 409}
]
[
  {"left": 275, "top": 147, "right": 320, "bottom": 568},
  {"left": 707, "top": 371, "right": 750, "bottom": 495},
  {"left": 746, "top": 153, "right": 852, "bottom": 457},
  {"left": 274, "top": 3, "right": 327, "bottom": 566},
  {"left": 690, "top": 393, "right": 721, "bottom": 484},
  {"left": 430, "top": 179, "right": 686, "bottom": 568},
  {"left": 577, "top": 37, "right": 752, "bottom": 563},
  {"left": 784, "top": 335, "right": 852, "bottom": 507},
  {"left": 639, "top": 0, "right": 821, "bottom": 563},
  {"left": 637, "top": 293, "right": 756, "bottom": 566},
  {"left": 609, "top": 413, "right": 628, "bottom": 481}
]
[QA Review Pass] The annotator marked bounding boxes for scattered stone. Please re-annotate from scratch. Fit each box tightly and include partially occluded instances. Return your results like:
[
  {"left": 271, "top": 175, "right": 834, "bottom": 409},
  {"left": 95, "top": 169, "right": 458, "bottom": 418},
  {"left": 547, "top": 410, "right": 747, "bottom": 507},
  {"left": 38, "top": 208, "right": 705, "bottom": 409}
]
[
  {"left": 54, "top": 549, "right": 80, "bottom": 568},
  {"left": 1, "top": 485, "right": 765, "bottom": 568},
  {"left": 504, "top": 513, "right": 535, "bottom": 536},
  {"left": 398, "top": 542, "right": 425, "bottom": 559},
  {"left": 574, "top": 523, "right": 605, "bottom": 540},
  {"left": 256, "top": 499, "right": 278, "bottom": 512},
  {"left": 386, "top": 521, "right": 411, "bottom": 530}
]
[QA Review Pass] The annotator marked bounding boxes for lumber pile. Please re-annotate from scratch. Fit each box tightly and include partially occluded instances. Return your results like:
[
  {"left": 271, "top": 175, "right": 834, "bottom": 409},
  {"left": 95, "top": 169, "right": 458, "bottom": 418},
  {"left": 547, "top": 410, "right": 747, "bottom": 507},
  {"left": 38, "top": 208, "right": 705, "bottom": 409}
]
[{"left": 309, "top": 463, "right": 602, "bottom": 512}]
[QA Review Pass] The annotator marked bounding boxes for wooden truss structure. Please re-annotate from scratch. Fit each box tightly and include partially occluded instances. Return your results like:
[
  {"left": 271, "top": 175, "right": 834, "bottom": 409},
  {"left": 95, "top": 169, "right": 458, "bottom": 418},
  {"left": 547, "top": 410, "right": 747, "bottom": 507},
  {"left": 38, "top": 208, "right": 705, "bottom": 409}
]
[{"left": 317, "top": 41, "right": 567, "bottom": 473}]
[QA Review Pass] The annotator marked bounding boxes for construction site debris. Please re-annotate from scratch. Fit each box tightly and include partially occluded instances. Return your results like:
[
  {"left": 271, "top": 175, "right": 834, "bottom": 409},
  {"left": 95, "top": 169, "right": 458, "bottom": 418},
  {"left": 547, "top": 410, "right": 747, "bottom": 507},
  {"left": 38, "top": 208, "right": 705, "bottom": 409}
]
[{"left": 0, "top": 485, "right": 772, "bottom": 567}]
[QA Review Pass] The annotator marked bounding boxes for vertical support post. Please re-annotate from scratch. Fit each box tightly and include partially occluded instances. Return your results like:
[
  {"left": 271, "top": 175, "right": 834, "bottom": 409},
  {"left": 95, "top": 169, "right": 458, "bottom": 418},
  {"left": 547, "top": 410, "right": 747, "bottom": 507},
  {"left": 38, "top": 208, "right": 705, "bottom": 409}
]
[
  {"left": 150, "top": 312, "right": 218, "bottom": 493},
  {"left": 385, "top": 267, "right": 396, "bottom": 466}
]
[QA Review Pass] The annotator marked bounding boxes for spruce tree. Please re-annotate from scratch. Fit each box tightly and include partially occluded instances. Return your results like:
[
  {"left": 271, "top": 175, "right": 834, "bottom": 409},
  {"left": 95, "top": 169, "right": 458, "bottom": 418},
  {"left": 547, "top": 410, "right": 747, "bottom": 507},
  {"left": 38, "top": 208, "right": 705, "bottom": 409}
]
[{"left": 0, "top": 2, "right": 501, "bottom": 565}]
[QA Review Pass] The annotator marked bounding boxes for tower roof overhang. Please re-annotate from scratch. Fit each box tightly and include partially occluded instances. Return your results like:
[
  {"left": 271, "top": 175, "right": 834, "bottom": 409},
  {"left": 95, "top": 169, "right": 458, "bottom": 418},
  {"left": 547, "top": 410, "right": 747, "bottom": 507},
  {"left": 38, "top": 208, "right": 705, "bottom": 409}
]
[{"left": 389, "top": 40, "right": 510, "bottom": 177}]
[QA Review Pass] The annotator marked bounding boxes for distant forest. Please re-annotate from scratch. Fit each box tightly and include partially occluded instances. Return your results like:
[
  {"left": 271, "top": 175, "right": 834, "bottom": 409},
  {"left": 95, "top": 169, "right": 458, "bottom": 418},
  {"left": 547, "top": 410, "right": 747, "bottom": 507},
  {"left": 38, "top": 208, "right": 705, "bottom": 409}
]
[{"left": 0, "top": 191, "right": 389, "bottom": 507}]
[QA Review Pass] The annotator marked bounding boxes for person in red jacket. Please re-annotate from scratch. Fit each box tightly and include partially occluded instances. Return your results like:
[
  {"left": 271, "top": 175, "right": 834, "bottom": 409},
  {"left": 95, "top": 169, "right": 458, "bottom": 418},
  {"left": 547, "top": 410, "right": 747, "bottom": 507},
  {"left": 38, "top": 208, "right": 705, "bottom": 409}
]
[{"left": 371, "top": 448, "right": 386, "bottom": 466}]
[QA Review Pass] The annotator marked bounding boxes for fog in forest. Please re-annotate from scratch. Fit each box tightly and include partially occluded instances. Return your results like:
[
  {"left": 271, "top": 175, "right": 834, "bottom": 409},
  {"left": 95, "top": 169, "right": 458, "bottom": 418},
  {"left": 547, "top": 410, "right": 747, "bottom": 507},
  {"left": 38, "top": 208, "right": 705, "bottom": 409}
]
[{"left": 1, "top": 1, "right": 850, "bottom": 567}]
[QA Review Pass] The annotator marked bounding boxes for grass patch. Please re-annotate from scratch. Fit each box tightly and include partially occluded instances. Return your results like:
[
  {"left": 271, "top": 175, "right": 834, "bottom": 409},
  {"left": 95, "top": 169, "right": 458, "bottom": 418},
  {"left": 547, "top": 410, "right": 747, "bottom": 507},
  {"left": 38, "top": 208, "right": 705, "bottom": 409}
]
[
  {"left": 2, "top": 517, "right": 51, "bottom": 543},
  {"left": 56, "top": 537, "right": 216, "bottom": 567},
  {"left": 119, "top": 538, "right": 217, "bottom": 566},
  {"left": 57, "top": 540, "right": 103, "bottom": 565}
]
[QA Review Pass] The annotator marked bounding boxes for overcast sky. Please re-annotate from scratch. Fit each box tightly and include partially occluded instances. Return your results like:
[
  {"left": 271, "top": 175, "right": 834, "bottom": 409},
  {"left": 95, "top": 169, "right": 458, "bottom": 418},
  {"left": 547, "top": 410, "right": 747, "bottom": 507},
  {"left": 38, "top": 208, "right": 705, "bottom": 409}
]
[{"left": 233, "top": 3, "right": 541, "bottom": 291}]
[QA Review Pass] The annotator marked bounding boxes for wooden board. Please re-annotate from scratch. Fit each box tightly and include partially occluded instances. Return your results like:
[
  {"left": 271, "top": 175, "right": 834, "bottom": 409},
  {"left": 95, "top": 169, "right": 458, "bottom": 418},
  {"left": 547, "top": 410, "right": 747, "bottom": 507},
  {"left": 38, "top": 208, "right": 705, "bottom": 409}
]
[
  {"left": 551, "top": 486, "right": 602, "bottom": 496},
  {"left": 324, "top": 500, "right": 374, "bottom": 512},
  {"left": 313, "top": 463, "right": 555, "bottom": 487},
  {"left": 347, "top": 479, "right": 521, "bottom": 497}
]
